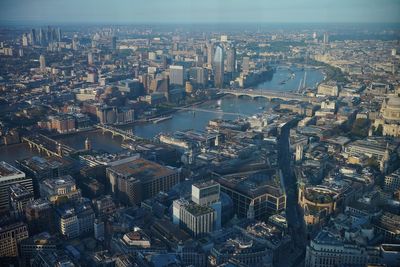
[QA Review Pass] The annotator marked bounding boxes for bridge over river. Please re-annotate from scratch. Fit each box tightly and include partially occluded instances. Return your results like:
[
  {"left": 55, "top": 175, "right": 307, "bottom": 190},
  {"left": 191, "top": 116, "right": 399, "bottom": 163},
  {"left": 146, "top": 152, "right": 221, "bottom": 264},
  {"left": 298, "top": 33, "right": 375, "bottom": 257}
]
[{"left": 219, "top": 89, "right": 311, "bottom": 102}]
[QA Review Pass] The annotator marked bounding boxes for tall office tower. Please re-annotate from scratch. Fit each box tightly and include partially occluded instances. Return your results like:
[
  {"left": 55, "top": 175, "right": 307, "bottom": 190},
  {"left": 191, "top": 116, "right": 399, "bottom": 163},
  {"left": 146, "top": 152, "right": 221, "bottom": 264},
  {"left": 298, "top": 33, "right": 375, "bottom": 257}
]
[
  {"left": 0, "top": 221, "right": 29, "bottom": 257},
  {"left": 242, "top": 56, "right": 250, "bottom": 74},
  {"left": 31, "top": 29, "right": 36, "bottom": 45},
  {"left": 161, "top": 55, "right": 168, "bottom": 69},
  {"left": 0, "top": 162, "right": 33, "bottom": 214},
  {"left": 94, "top": 219, "right": 105, "bottom": 241},
  {"left": 46, "top": 26, "right": 51, "bottom": 43},
  {"left": 198, "top": 67, "right": 207, "bottom": 86},
  {"left": 39, "top": 54, "right": 46, "bottom": 70},
  {"left": 57, "top": 28, "right": 62, "bottom": 42},
  {"left": 172, "top": 181, "right": 221, "bottom": 237},
  {"left": 169, "top": 65, "right": 185, "bottom": 86},
  {"left": 111, "top": 36, "right": 117, "bottom": 50},
  {"left": 213, "top": 45, "right": 224, "bottom": 88},
  {"left": 191, "top": 181, "right": 222, "bottom": 230},
  {"left": 226, "top": 45, "right": 236, "bottom": 73},
  {"left": 323, "top": 32, "right": 329, "bottom": 44},
  {"left": 72, "top": 36, "right": 78, "bottom": 50},
  {"left": 9, "top": 183, "right": 34, "bottom": 218},
  {"left": 88, "top": 52, "right": 94, "bottom": 65},
  {"left": 173, "top": 199, "right": 216, "bottom": 237},
  {"left": 207, "top": 41, "right": 214, "bottom": 69},
  {"left": 39, "top": 28, "right": 45, "bottom": 46},
  {"left": 22, "top": 33, "right": 29, "bottom": 47}
]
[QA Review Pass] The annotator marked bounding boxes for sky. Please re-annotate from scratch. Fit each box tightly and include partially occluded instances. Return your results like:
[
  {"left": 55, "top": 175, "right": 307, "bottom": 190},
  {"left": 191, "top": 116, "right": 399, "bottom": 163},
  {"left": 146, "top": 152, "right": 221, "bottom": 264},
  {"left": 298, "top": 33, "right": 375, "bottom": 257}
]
[{"left": 0, "top": 0, "right": 399, "bottom": 24}]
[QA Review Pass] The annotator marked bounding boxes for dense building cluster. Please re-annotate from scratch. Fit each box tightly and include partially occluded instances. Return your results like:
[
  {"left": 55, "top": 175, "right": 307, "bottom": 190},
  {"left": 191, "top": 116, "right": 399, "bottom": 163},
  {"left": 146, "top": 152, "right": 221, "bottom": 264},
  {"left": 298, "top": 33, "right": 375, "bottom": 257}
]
[{"left": 0, "top": 23, "right": 399, "bottom": 267}]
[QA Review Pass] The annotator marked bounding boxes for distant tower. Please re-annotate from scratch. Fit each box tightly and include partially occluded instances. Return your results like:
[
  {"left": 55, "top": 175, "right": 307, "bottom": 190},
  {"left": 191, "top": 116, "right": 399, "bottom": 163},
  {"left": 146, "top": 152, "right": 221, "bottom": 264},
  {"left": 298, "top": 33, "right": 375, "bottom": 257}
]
[
  {"left": 57, "top": 28, "right": 62, "bottom": 42},
  {"left": 207, "top": 41, "right": 214, "bottom": 69},
  {"left": 226, "top": 45, "right": 236, "bottom": 73},
  {"left": 111, "top": 36, "right": 117, "bottom": 51},
  {"left": 85, "top": 138, "right": 92, "bottom": 151},
  {"left": 39, "top": 28, "right": 45, "bottom": 46},
  {"left": 57, "top": 143, "right": 63, "bottom": 157},
  {"left": 88, "top": 52, "right": 94, "bottom": 65},
  {"left": 72, "top": 36, "right": 78, "bottom": 50},
  {"left": 215, "top": 131, "right": 220, "bottom": 146},
  {"left": 185, "top": 81, "right": 193, "bottom": 94},
  {"left": 242, "top": 56, "right": 250, "bottom": 74},
  {"left": 312, "top": 32, "right": 317, "bottom": 39},
  {"left": 39, "top": 55, "right": 46, "bottom": 70},
  {"left": 380, "top": 143, "right": 390, "bottom": 174},
  {"left": 22, "top": 34, "right": 29, "bottom": 47},
  {"left": 323, "top": 32, "right": 329, "bottom": 45},
  {"left": 295, "top": 144, "right": 304, "bottom": 162},
  {"left": 213, "top": 45, "right": 224, "bottom": 88},
  {"left": 30, "top": 29, "right": 36, "bottom": 45}
]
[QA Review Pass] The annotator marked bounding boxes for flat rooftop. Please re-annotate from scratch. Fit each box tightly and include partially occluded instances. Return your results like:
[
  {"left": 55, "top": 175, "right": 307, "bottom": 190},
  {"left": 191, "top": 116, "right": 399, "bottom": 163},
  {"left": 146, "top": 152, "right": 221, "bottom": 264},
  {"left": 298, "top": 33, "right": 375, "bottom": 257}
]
[
  {"left": 0, "top": 161, "right": 24, "bottom": 178},
  {"left": 10, "top": 183, "right": 32, "bottom": 198},
  {"left": 42, "top": 175, "right": 76, "bottom": 189},
  {"left": 108, "top": 158, "right": 177, "bottom": 181},
  {"left": 193, "top": 180, "right": 219, "bottom": 189},
  {"left": 381, "top": 244, "right": 400, "bottom": 252},
  {"left": 185, "top": 203, "right": 214, "bottom": 216},
  {"left": 18, "top": 156, "right": 71, "bottom": 172},
  {"left": 217, "top": 170, "right": 284, "bottom": 198}
]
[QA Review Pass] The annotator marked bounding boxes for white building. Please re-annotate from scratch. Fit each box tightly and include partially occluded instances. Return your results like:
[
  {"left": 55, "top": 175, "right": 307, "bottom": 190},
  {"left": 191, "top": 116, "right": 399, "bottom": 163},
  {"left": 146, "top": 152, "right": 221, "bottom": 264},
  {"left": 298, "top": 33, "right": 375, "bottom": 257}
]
[
  {"left": 173, "top": 180, "right": 221, "bottom": 237},
  {"left": 305, "top": 230, "right": 380, "bottom": 267},
  {"left": 317, "top": 82, "right": 339, "bottom": 97}
]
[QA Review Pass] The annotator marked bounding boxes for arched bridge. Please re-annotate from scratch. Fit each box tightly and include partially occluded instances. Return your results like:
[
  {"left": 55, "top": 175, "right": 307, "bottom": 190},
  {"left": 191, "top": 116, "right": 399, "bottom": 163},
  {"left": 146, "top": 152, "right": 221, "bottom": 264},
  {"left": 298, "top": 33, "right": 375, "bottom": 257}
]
[
  {"left": 96, "top": 124, "right": 143, "bottom": 142},
  {"left": 219, "top": 89, "right": 311, "bottom": 102}
]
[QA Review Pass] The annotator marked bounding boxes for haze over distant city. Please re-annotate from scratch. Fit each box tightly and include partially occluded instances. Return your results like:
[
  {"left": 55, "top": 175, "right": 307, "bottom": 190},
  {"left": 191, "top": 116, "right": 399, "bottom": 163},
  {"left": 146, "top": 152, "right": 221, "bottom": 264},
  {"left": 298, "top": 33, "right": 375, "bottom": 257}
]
[{"left": 1, "top": 0, "right": 400, "bottom": 24}]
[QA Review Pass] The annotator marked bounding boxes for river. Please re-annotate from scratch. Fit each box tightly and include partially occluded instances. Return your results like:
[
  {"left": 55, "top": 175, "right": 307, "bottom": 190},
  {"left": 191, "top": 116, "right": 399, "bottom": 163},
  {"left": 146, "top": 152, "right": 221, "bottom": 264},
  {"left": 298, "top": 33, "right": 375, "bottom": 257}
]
[{"left": 0, "top": 66, "right": 324, "bottom": 165}]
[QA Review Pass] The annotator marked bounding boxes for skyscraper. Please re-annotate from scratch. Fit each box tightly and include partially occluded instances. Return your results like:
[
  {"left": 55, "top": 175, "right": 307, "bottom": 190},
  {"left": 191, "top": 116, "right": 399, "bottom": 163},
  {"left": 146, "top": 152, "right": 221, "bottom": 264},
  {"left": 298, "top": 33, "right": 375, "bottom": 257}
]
[
  {"left": 207, "top": 41, "right": 214, "bottom": 69},
  {"left": 72, "top": 36, "right": 78, "bottom": 50},
  {"left": 57, "top": 28, "right": 62, "bottom": 42},
  {"left": 39, "top": 28, "right": 45, "bottom": 46},
  {"left": 39, "top": 55, "right": 46, "bottom": 70},
  {"left": 22, "top": 34, "right": 28, "bottom": 47},
  {"left": 88, "top": 52, "right": 94, "bottom": 65},
  {"left": 30, "top": 29, "right": 36, "bottom": 45},
  {"left": 226, "top": 45, "right": 236, "bottom": 73},
  {"left": 213, "top": 45, "right": 224, "bottom": 88},
  {"left": 111, "top": 36, "right": 117, "bottom": 50},
  {"left": 323, "top": 32, "right": 329, "bottom": 44},
  {"left": 242, "top": 56, "right": 250, "bottom": 74},
  {"left": 169, "top": 65, "right": 184, "bottom": 86}
]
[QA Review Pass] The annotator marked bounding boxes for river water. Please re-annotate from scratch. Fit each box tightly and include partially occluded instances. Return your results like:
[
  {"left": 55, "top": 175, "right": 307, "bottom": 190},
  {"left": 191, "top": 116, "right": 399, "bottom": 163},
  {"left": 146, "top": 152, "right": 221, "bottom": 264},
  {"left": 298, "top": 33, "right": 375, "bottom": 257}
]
[{"left": 0, "top": 66, "right": 324, "bottom": 165}]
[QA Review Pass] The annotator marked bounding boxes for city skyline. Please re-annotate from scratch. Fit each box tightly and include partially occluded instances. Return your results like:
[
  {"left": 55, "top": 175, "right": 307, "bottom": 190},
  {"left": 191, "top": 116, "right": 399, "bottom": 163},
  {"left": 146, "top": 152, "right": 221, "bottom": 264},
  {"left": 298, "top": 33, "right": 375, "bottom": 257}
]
[{"left": 1, "top": 0, "right": 400, "bottom": 24}]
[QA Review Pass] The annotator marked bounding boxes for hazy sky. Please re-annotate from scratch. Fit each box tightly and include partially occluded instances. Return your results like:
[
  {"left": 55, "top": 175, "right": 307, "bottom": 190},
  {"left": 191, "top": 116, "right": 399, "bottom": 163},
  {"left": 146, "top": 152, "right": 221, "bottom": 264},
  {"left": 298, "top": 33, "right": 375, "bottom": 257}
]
[{"left": 1, "top": 0, "right": 399, "bottom": 24}]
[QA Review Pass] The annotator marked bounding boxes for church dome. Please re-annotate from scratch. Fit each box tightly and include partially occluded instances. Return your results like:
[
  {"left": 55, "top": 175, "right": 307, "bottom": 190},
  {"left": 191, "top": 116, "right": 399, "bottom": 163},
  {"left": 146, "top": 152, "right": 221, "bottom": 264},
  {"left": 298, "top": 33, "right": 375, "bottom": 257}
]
[{"left": 382, "top": 95, "right": 400, "bottom": 121}]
